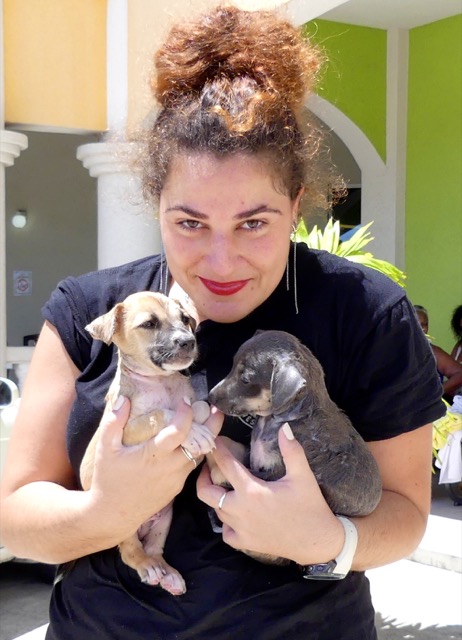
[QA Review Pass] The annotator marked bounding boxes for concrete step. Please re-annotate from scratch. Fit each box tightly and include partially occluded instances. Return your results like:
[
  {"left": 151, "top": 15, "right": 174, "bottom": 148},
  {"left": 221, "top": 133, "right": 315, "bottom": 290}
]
[{"left": 409, "top": 514, "right": 462, "bottom": 572}]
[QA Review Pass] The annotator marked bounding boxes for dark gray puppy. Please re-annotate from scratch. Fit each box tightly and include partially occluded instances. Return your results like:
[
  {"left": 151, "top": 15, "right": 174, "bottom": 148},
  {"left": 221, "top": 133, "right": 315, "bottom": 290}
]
[{"left": 209, "top": 330, "right": 382, "bottom": 523}]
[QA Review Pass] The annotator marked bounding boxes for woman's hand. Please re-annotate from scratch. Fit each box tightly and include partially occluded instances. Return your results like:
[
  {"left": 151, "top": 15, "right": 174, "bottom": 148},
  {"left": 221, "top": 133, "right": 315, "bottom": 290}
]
[
  {"left": 0, "top": 315, "right": 223, "bottom": 565},
  {"left": 88, "top": 398, "right": 224, "bottom": 535},
  {"left": 198, "top": 423, "right": 434, "bottom": 573},
  {"left": 197, "top": 424, "right": 344, "bottom": 565}
]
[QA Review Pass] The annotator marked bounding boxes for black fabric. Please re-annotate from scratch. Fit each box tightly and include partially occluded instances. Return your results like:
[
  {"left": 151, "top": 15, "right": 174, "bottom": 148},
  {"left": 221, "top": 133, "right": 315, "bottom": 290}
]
[{"left": 42, "top": 245, "right": 445, "bottom": 640}]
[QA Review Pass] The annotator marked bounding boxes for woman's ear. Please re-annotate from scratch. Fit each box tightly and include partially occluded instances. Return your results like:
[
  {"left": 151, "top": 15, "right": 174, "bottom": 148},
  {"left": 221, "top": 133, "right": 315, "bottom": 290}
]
[{"left": 292, "top": 186, "right": 305, "bottom": 227}]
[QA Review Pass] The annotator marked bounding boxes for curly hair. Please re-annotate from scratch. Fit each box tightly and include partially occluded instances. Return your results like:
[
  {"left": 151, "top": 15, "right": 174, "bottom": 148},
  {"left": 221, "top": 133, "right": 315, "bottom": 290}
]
[
  {"left": 139, "top": 4, "right": 341, "bottom": 216},
  {"left": 451, "top": 305, "right": 462, "bottom": 340}
]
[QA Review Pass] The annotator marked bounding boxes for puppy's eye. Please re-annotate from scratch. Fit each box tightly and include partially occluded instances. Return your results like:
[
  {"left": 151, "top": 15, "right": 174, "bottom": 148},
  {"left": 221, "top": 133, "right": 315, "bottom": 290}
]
[
  {"left": 138, "top": 318, "right": 160, "bottom": 330},
  {"left": 241, "top": 373, "right": 251, "bottom": 385},
  {"left": 180, "top": 313, "right": 190, "bottom": 326}
]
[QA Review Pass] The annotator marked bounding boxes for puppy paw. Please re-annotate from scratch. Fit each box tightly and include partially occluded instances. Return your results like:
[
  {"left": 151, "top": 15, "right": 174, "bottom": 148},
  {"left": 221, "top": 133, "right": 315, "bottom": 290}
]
[
  {"left": 208, "top": 507, "right": 224, "bottom": 533},
  {"left": 160, "top": 571, "right": 187, "bottom": 596},
  {"left": 191, "top": 400, "right": 210, "bottom": 424},
  {"left": 137, "top": 557, "right": 186, "bottom": 596},
  {"left": 182, "top": 423, "right": 216, "bottom": 457}
]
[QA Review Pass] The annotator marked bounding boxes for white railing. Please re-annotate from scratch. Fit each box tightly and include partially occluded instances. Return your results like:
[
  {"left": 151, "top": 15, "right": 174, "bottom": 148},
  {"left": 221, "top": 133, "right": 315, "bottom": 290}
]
[{"left": 6, "top": 346, "right": 35, "bottom": 392}]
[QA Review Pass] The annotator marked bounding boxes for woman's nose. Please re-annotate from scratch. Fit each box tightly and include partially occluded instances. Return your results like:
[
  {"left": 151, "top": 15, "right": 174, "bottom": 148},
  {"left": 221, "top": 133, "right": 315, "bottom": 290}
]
[{"left": 204, "top": 234, "right": 239, "bottom": 276}]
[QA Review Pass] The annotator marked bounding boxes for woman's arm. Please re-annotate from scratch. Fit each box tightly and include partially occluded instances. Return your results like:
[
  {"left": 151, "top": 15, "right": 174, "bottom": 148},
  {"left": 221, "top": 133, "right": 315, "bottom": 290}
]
[
  {"left": 350, "top": 424, "right": 432, "bottom": 570},
  {"left": 197, "top": 422, "right": 433, "bottom": 571},
  {"left": 0, "top": 321, "right": 222, "bottom": 564},
  {"left": 432, "top": 344, "right": 462, "bottom": 395}
]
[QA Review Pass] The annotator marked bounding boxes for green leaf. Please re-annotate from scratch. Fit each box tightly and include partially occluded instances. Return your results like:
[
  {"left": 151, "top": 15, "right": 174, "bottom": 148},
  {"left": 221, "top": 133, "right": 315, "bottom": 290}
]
[
  {"left": 295, "top": 219, "right": 406, "bottom": 287},
  {"left": 337, "top": 221, "right": 375, "bottom": 256}
]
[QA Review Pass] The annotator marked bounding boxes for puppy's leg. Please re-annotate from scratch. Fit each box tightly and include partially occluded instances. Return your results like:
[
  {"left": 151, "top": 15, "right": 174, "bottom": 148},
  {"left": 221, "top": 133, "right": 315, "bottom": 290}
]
[
  {"left": 206, "top": 438, "right": 248, "bottom": 533},
  {"left": 122, "top": 409, "right": 165, "bottom": 446},
  {"left": 161, "top": 406, "right": 217, "bottom": 457},
  {"left": 206, "top": 437, "right": 248, "bottom": 486},
  {"left": 119, "top": 504, "right": 186, "bottom": 596}
]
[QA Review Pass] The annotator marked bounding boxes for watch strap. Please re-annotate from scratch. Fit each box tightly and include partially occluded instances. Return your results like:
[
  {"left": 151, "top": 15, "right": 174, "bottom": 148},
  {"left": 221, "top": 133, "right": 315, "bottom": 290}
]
[
  {"left": 333, "top": 516, "right": 358, "bottom": 575},
  {"left": 300, "top": 516, "right": 358, "bottom": 580}
]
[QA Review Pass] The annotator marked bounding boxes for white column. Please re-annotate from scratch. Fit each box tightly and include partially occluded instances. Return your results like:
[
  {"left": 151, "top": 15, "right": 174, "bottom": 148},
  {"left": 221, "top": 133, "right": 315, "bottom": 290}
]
[
  {"left": 0, "top": 132, "right": 29, "bottom": 377},
  {"left": 107, "top": 0, "right": 128, "bottom": 131},
  {"left": 1, "top": 0, "right": 29, "bottom": 376},
  {"left": 76, "top": 1, "right": 161, "bottom": 271},
  {"left": 386, "top": 28, "right": 409, "bottom": 271},
  {"left": 76, "top": 141, "right": 161, "bottom": 270}
]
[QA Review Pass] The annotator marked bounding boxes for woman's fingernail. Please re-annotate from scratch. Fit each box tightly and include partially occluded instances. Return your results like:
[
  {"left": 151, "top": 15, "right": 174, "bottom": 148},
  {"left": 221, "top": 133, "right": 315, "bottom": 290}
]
[
  {"left": 113, "top": 395, "right": 126, "bottom": 412},
  {"left": 183, "top": 396, "right": 192, "bottom": 406},
  {"left": 282, "top": 422, "right": 294, "bottom": 440}
]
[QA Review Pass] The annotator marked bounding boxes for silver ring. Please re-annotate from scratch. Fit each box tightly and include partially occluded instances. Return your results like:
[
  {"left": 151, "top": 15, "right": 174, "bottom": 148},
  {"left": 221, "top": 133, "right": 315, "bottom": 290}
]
[
  {"left": 218, "top": 491, "right": 228, "bottom": 510},
  {"left": 180, "top": 445, "right": 197, "bottom": 468}
]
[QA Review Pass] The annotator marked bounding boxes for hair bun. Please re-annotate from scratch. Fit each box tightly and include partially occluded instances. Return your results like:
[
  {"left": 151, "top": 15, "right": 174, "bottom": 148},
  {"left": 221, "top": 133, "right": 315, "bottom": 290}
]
[{"left": 153, "top": 5, "right": 321, "bottom": 111}]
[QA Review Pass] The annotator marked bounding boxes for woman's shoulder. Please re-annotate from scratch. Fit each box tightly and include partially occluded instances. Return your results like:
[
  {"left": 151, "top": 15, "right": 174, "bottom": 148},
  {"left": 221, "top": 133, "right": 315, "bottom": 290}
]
[
  {"left": 296, "top": 245, "right": 406, "bottom": 319},
  {"left": 42, "top": 254, "right": 162, "bottom": 336},
  {"left": 76, "top": 255, "right": 161, "bottom": 291},
  {"left": 54, "top": 255, "right": 162, "bottom": 314}
]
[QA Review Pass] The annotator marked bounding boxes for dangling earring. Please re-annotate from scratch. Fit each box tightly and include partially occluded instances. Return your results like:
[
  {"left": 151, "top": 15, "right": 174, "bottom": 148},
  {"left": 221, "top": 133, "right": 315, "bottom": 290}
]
[
  {"left": 286, "top": 223, "right": 299, "bottom": 315},
  {"left": 159, "top": 242, "right": 169, "bottom": 295}
]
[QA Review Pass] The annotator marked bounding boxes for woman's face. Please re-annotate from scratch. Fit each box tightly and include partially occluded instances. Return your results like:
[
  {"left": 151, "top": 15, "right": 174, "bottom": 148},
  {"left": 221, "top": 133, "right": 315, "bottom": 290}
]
[
  {"left": 159, "top": 153, "right": 301, "bottom": 323},
  {"left": 417, "top": 311, "right": 429, "bottom": 334}
]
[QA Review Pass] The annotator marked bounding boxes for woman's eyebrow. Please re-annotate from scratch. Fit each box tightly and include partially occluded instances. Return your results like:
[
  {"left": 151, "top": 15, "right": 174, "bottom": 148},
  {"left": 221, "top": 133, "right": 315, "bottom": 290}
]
[{"left": 164, "top": 204, "right": 282, "bottom": 219}]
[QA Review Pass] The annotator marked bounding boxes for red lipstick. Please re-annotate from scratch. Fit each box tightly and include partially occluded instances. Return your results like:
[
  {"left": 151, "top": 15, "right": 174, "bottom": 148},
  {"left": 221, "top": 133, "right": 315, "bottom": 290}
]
[{"left": 199, "top": 278, "right": 249, "bottom": 296}]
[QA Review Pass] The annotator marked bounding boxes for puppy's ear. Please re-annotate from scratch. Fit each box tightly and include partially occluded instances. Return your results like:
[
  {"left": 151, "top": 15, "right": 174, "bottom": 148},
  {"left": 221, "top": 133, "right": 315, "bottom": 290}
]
[
  {"left": 175, "top": 300, "right": 197, "bottom": 332},
  {"left": 85, "top": 303, "right": 124, "bottom": 345},
  {"left": 271, "top": 360, "right": 306, "bottom": 413},
  {"left": 186, "top": 313, "right": 197, "bottom": 333}
]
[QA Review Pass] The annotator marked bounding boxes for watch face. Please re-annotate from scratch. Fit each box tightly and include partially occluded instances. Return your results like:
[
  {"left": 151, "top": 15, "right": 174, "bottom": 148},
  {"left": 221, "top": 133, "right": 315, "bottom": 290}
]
[{"left": 300, "top": 560, "right": 345, "bottom": 581}]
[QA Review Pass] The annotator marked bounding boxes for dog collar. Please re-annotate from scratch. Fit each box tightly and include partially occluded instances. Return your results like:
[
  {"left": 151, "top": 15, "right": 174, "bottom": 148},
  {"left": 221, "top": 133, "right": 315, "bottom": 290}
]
[
  {"left": 238, "top": 414, "right": 257, "bottom": 429},
  {"left": 299, "top": 516, "right": 358, "bottom": 580}
]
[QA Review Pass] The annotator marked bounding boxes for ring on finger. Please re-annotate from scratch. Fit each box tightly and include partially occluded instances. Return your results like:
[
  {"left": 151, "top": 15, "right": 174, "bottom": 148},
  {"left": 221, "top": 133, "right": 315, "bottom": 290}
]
[
  {"left": 218, "top": 491, "right": 228, "bottom": 510},
  {"left": 180, "top": 445, "right": 197, "bottom": 468}
]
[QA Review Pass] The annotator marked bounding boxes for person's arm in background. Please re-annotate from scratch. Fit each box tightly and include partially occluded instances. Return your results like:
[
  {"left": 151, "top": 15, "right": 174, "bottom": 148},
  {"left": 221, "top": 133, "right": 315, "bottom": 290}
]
[
  {"left": 450, "top": 342, "right": 462, "bottom": 365},
  {"left": 431, "top": 344, "right": 462, "bottom": 396}
]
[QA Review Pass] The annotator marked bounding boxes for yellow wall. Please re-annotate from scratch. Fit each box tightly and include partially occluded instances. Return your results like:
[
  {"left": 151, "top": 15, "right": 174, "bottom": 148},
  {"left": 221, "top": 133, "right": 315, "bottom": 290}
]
[
  {"left": 127, "top": 0, "right": 217, "bottom": 131},
  {"left": 126, "top": 0, "right": 280, "bottom": 131},
  {"left": 4, "top": 0, "right": 107, "bottom": 132}
]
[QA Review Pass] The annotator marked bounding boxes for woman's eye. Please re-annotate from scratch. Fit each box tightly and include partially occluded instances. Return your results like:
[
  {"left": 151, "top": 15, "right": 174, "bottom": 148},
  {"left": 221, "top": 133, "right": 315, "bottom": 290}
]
[
  {"left": 179, "top": 219, "right": 203, "bottom": 231},
  {"left": 242, "top": 219, "right": 265, "bottom": 231}
]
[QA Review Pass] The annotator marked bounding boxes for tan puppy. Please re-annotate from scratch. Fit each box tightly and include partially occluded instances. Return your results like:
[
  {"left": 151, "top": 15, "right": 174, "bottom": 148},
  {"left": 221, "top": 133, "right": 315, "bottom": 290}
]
[{"left": 80, "top": 291, "right": 214, "bottom": 596}]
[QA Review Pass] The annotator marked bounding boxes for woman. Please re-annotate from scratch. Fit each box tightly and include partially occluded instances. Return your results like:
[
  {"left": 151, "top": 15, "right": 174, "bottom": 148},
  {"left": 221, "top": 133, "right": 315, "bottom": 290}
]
[
  {"left": 450, "top": 305, "right": 462, "bottom": 364},
  {"left": 0, "top": 6, "right": 444, "bottom": 640},
  {"left": 414, "top": 305, "right": 462, "bottom": 399}
]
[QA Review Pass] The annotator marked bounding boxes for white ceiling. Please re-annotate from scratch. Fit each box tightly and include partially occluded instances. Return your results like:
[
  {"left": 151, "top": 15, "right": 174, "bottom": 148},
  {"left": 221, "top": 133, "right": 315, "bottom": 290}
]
[{"left": 285, "top": 0, "right": 462, "bottom": 29}]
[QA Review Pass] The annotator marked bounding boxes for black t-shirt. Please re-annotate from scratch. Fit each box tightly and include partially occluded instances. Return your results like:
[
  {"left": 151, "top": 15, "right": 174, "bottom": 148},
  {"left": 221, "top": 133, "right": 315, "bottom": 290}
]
[{"left": 42, "top": 245, "right": 444, "bottom": 640}]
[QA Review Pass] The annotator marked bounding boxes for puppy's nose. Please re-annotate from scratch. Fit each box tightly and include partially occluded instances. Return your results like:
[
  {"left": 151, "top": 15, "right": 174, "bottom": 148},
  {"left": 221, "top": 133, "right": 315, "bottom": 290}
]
[{"left": 175, "top": 335, "right": 195, "bottom": 350}]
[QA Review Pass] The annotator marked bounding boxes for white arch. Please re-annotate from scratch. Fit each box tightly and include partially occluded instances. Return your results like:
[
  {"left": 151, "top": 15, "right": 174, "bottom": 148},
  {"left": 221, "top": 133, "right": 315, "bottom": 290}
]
[
  {"left": 307, "top": 94, "right": 402, "bottom": 267},
  {"left": 307, "top": 94, "right": 386, "bottom": 176}
]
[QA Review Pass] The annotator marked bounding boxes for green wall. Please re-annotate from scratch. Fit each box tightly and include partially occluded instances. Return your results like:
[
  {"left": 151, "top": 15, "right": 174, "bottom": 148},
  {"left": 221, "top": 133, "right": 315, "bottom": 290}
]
[
  {"left": 303, "top": 17, "right": 461, "bottom": 351},
  {"left": 406, "top": 15, "right": 462, "bottom": 352},
  {"left": 305, "top": 20, "right": 387, "bottom": 161}
]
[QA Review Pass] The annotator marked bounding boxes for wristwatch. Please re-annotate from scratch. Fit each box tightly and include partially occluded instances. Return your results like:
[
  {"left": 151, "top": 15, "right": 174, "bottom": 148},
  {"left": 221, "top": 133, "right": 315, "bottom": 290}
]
[{"left": 300, "top": 516, "right": 358, "bottom": 580}]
